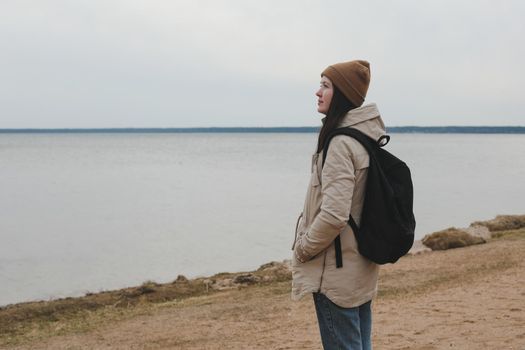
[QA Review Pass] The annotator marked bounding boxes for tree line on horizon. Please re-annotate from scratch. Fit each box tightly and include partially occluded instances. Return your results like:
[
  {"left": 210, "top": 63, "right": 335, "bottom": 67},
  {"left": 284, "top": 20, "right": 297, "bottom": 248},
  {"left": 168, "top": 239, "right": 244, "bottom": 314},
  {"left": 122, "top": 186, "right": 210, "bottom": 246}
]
[{"left": 0, "top": 126, "right": 524, "bottom": 134}]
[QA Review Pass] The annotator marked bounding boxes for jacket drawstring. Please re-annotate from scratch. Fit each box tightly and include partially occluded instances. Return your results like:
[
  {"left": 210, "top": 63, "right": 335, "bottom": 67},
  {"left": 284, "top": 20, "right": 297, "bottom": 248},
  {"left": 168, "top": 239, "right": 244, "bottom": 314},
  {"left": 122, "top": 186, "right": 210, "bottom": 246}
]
[{"left": 291, "top": 212, "right": 303, "bottom": 250}]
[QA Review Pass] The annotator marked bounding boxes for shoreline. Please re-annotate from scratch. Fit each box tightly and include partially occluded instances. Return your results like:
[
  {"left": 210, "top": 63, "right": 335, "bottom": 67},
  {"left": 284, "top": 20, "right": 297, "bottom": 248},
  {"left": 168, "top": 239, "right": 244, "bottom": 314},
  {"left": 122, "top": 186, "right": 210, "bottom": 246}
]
[
  {"left": 3, "top": 215, "right": 521, "bottom": 309},
  {"left": 1, "top": 215, "right": 524, "bottom": 349}
]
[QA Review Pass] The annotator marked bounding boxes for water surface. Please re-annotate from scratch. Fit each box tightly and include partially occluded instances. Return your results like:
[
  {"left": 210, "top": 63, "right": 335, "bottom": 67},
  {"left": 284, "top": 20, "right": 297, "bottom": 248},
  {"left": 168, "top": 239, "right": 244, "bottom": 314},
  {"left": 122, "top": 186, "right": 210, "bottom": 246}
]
[{"left": 1, "top": 133, "right": 523, "bottom": 306}]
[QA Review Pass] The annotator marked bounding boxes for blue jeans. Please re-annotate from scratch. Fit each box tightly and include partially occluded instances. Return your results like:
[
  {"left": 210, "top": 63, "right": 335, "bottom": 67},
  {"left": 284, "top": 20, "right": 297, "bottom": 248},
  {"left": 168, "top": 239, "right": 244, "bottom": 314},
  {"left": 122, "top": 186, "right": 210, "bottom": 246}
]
[{"left": 313, "top": 292, "right": 372, "bottom": 350}]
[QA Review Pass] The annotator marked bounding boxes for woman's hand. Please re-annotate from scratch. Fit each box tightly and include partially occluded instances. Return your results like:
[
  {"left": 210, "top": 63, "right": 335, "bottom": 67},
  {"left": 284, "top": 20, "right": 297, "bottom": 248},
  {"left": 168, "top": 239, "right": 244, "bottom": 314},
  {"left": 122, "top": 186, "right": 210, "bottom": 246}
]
[{"left": 293, "top": 234, "right": 310, "bottom": 263}]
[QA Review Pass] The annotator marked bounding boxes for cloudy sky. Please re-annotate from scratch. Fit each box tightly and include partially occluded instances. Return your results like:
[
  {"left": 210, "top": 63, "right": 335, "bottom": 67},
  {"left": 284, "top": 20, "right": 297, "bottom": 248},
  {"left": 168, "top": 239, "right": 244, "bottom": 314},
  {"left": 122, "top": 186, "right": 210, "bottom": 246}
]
[{"left": 1, "top": 0, "right": 524, "bottom": 128}]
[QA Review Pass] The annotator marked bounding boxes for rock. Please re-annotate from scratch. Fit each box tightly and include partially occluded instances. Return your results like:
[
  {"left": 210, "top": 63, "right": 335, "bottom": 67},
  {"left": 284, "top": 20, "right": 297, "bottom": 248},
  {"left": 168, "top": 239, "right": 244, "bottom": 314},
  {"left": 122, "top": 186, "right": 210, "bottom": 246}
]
[
  {"left": 233, "top": 274, "right": 260, "bottom": 285},
  {"left": 136, "top": 284, "right": 157, "bottom": 295},
  {"left": 258, "top": 261, "right": 281, "bottom": 271},
  {"left": 202, "top": 279, "right": 214, "bottom": 293},
  {"left": 422, "top": 227, "right": 486, "bottom": 251},
  {"left": 464, "top": 225, "right": 491, "bottom": 240},
  {"left": 255, "top": 260, "right": 292, "bottom": 281},
  {"left": 173, "top": 275, "right": 188, "bottom": 283},
  {"left": 407, "top": 240, "right": 431, "bottom": 255},
  {"left": 470, "top": 215, "right": 525, "bottom": 232},
  {"left": 258, "top": 260, "right": 291, "bottom": 271},
  {"left": 260, "top": 261, "right": 292, "bottom": 281},
  {"left": 211, "top": 278, "right": 234, "bottom": 291}
]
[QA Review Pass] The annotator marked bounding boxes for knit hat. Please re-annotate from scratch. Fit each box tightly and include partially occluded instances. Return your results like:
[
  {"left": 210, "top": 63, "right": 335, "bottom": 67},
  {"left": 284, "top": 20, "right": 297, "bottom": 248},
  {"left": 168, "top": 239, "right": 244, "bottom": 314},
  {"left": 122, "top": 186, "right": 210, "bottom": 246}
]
[{"left": 321, "top": 60, "right": 371, "bottom": 107}]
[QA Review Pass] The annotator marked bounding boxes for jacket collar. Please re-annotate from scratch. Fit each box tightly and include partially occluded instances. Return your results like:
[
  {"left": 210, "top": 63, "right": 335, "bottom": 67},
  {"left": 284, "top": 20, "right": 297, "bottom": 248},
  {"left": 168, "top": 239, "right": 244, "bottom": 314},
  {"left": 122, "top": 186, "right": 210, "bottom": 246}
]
[
  {"left": 339, "top": 103, "right": 380, "bottom": 128},
  {"left": 320, "top": 103, "right": 380, "bottom": 127},
  {"left": 321, "top": 103, "right": 386, "bottom": 141}
]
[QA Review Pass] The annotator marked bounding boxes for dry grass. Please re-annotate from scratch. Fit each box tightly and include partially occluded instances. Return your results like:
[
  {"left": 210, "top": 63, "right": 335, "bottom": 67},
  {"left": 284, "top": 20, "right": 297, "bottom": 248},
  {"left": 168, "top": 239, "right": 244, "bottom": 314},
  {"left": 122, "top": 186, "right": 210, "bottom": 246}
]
[
  {"left": 0, "top": 278, "right": 205, "bottom": 340},
  {"left": 490, "top": 226, "right": 525, "bottom": 240},
  {"left": 379, "top": 227, "right": 524, "bottom": 299},
  {"left": 0, "top": 265, "right": 291, "bottom": 346}
]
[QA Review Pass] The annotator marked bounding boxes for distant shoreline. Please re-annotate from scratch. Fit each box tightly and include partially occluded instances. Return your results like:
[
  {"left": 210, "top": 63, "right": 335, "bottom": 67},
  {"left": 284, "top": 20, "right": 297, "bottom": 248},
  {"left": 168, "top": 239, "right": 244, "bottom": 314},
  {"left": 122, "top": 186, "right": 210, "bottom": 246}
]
[{"left": 1, "top": 126, "right": 524, "bottom": 134}]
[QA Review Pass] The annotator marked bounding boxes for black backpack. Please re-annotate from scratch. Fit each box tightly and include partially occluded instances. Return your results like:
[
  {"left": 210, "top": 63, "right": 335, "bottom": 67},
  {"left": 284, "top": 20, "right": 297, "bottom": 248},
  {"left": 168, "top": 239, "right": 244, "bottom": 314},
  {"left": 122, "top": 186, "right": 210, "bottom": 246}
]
[{"left": 322, "top": 127, "right": 416, "bottom": 265}]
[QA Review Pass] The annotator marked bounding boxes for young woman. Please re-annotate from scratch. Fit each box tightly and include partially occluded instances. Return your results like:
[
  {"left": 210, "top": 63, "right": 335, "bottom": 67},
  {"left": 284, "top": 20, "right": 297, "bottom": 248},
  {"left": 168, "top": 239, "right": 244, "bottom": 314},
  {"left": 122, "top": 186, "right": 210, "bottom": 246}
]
[{"left": 291, "top": 60, "right": 387, "bottom": 350}]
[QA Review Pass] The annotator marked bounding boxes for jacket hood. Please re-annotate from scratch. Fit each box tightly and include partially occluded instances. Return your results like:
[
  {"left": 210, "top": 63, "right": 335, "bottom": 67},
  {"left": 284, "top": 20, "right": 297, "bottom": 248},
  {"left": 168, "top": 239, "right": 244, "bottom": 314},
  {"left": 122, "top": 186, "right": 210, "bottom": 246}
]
[{"left": 322, "top": 103, "right": 386, "bottom": 142}]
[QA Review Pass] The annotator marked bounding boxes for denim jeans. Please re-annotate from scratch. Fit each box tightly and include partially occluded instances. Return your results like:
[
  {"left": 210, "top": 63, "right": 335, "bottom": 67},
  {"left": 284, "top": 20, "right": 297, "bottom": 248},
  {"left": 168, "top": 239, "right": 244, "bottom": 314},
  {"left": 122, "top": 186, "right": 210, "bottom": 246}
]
[{"left": 313, "top": 292, "right": 372, "bottom": 350}]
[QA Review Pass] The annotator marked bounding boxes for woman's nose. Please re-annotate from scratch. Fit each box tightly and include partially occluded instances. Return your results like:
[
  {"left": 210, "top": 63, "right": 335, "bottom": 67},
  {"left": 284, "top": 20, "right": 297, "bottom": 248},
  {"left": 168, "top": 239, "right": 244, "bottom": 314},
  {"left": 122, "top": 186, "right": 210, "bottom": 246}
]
[{"left": 315, "top": 89, "right": 322, "bottom": 97}]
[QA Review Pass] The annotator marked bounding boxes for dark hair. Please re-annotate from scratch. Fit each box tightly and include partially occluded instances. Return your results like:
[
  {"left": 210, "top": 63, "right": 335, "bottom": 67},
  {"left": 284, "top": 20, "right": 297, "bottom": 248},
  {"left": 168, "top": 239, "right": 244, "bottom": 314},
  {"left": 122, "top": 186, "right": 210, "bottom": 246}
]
[{"left": 316, "top": 85, "right": 357, "bottom": 153}]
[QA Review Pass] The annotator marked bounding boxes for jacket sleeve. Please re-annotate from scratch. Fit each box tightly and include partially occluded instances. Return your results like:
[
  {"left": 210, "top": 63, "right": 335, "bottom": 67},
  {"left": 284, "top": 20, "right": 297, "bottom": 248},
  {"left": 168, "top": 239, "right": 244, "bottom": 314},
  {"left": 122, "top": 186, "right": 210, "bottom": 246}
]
[{"left": 294, "top": 136, "right": 355, "bottom": 263}]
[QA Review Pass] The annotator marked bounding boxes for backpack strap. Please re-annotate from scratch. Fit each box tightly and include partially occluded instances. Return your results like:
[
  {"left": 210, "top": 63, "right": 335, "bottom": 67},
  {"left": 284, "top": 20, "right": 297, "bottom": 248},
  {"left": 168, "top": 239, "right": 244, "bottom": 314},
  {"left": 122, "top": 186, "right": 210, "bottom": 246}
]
[
  {"left": 322, "top": 127, "right": 377, "bottom": 166},
  {"left": 333, "top": 217, "right": 359, "bottom": 268},
  {"left": 334, "top": 235, "right": 343, "bottom": 268},
  {"left": 321, "top": 127, "right": 382, "bottom": 268}
]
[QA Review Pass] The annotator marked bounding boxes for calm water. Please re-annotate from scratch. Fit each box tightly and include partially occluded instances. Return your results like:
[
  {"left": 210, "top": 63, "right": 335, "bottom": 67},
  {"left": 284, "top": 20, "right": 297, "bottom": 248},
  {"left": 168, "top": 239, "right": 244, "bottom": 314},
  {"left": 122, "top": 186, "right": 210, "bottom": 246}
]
[{"left": 1, "top": 133, "right": 524, "bottom": 306}]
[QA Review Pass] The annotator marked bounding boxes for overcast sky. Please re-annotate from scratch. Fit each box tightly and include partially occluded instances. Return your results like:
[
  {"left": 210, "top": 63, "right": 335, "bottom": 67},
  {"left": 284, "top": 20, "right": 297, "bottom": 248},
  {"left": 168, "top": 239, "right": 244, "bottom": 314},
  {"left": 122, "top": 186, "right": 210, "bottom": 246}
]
[{"left": 1, "top": 0, "right": 524, "bottom": 128}]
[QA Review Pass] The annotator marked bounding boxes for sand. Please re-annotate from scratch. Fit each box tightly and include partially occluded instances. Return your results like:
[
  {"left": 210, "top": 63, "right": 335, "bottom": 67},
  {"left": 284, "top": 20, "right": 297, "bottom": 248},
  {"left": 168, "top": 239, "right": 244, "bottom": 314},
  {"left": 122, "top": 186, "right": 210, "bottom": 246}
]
[{"left": 1, "top": 229, "right": 524, "bottom": 350}]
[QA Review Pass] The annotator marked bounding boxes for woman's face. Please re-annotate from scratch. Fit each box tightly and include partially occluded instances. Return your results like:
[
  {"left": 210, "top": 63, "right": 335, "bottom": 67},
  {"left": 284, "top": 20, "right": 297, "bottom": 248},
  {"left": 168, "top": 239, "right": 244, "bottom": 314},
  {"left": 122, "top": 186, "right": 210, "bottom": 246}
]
[{"left": 316, "top": 76, "right": 333, "bottom": 115}]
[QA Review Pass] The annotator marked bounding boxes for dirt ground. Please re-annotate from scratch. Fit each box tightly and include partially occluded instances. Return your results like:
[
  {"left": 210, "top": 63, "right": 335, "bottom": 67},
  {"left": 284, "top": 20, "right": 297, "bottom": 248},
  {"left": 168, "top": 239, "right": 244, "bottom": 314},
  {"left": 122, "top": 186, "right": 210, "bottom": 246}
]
[{"left": 2, "top": 230, "right": 525, "bottom": 350}]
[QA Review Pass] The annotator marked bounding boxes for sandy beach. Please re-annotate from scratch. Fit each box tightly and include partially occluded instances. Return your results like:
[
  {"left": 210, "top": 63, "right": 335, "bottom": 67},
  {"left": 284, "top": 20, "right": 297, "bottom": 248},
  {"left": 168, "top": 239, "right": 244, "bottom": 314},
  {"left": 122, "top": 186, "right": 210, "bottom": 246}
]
[{"left": 1, "top": 222, "right": 524, "bottom": 349}]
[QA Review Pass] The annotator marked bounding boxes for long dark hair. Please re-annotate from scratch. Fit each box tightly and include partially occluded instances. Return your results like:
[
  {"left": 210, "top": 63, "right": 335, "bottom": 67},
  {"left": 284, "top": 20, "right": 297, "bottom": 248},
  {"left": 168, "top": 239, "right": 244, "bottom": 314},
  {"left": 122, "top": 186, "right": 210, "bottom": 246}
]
[{"left": 316, "top": 85, "right": 357, "bottom": 153}]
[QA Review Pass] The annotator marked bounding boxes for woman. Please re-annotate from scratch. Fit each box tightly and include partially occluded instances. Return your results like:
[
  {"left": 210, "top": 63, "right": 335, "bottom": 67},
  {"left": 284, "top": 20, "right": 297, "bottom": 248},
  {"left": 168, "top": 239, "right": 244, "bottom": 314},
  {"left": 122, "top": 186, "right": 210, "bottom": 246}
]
[{"left": 292, "top": 60, "right": 387, "bottom": 350}]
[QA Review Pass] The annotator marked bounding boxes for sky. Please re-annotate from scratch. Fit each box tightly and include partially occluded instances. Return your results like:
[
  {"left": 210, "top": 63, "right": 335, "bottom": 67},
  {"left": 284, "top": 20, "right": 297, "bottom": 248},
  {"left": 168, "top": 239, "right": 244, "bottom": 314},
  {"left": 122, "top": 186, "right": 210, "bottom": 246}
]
[{"left": 1, "top": 0, "right": 524, "bottom": 128}]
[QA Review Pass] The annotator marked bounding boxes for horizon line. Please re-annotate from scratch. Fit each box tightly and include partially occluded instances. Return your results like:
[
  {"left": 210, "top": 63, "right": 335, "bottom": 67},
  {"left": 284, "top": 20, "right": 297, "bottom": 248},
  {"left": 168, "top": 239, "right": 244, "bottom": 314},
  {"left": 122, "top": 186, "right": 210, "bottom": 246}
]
[{"left": 0, "top": 126, "right": 524, "bottom": 134}]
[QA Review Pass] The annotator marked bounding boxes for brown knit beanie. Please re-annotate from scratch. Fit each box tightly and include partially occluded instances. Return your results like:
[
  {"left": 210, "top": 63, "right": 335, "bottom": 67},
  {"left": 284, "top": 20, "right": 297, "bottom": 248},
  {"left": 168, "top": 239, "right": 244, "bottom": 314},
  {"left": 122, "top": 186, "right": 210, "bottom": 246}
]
[{"left": 321, "top": 60, "right": 371, "bottom": 107}]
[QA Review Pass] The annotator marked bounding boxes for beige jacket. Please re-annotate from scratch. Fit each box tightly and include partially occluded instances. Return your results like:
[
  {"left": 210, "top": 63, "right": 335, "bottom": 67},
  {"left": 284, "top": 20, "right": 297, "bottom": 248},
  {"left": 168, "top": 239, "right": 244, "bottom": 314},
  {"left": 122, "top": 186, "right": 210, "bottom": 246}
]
[{"left": 291, "top": 103, "right": 386, "bottom": 308}]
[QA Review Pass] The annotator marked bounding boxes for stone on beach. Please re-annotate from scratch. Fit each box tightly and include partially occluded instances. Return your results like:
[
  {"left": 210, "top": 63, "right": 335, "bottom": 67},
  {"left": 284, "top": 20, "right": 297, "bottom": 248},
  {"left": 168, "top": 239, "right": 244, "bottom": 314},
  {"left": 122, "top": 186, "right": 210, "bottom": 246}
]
[
  {"left": 463, "top": 225, "right": 491, "bottom": 240},
  {"left": 422, "top": 227, "right": 486, "bottom": 251},
  {"left": 419, "top": 215, "right": 525, "bottom": 251},
  {"left": 257, "top": 260, "right": 292, "bottom": 281},
  {"left": 470, "top": 214, "right": 525, "bottom": 232},
  {"left": 173, "top": 275, "right": 188, "bottom": 283},
  {"left": 233, "top": 274, "right": 261, "bottom": 284},
  {"left": 202, "top": 260, "right": 292, "bottom": 291},
  {"left": 210, "top": 278, "right": 234, "bottom": 291}
]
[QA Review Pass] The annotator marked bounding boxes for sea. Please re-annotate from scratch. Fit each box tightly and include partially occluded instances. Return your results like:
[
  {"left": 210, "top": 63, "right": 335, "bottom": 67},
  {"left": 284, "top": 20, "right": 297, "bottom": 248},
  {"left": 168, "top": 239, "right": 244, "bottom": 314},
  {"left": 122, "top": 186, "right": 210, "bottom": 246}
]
[{"left": 1, "top": 131, "right": 524, "bottom": 306}]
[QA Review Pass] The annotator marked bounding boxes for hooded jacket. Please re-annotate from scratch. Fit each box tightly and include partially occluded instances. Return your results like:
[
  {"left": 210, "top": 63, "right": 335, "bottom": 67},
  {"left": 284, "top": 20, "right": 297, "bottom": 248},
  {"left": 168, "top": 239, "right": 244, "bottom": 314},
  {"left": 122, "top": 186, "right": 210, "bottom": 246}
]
[{"left": 291, "top": 103, "right": 386, "bottom": 308}]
